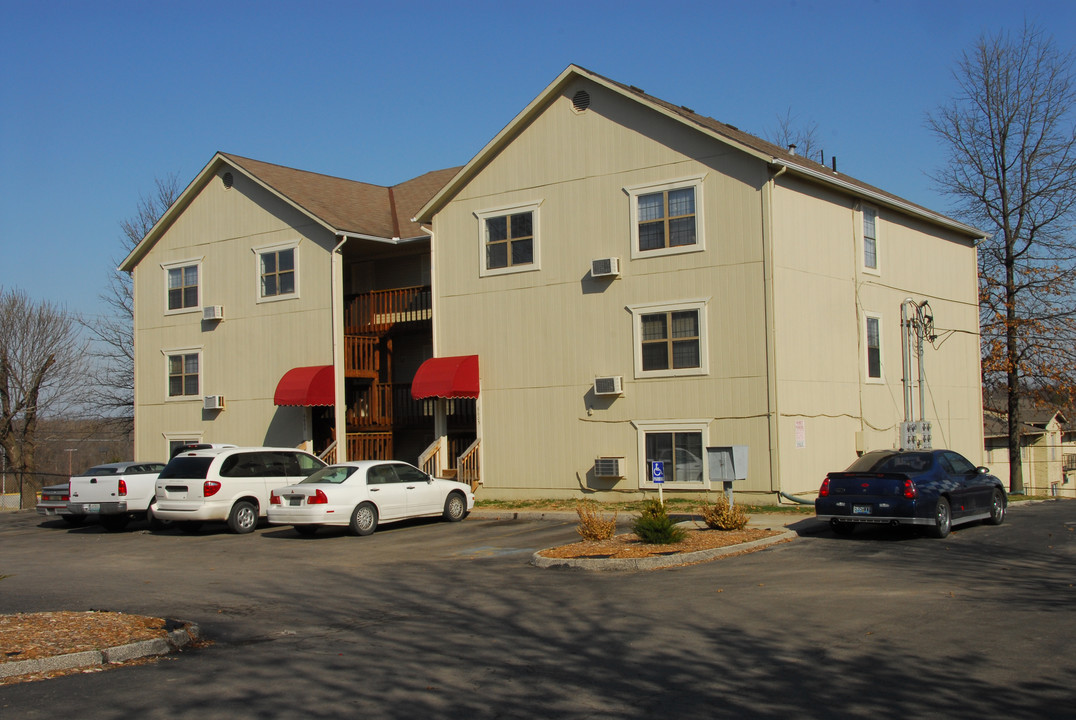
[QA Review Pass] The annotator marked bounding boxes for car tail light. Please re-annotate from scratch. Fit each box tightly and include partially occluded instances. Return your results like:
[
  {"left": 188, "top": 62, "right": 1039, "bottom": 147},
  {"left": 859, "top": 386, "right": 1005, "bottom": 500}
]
[
  {"left": 270, "top": 491, "right": 281, "bottom": 505},
  {"left": 118, "top": 479, "right": 127, "bottom": 496},
  {"left": 203, "top": 480, "right": 222, "bottom": 497},
  {"left": 819, "top": 477, "right": 831, "bottom": 498},
  {"left": 902, "top": 479, "right": 917, "bottom": 499},
  {"left": 308, "top": 489, "right": 328, "bottom": 505}
]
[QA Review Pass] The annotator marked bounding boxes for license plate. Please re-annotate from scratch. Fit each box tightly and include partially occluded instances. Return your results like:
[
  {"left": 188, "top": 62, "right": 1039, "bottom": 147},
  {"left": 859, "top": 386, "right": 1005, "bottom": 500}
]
[
  {"left": 289, "top": 498, "right": 302, "bottom": 507},
  {"left": 85, "top": 504, "right": 100, "bottom": 513},
  {"left": 852, "top": 504, "right": 872, "bottom": 515}
]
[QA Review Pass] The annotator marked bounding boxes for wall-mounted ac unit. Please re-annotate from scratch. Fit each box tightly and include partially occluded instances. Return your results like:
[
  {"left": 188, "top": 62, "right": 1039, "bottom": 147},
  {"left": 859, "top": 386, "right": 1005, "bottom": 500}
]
[
  {"left": 593, "top": 376, "right": 623, "bottom": 396},
  {"left": 203, "top": 305, "right": 224, "bottom": 321},
  {"left": 594, "top": 457, "right": 624, "bottom": 478},
  {"left": 203, "top": 395, "right": 225, "bottom": 411},
  {"left": 591, "top": 257, "right": 620, "bottom": 278}
]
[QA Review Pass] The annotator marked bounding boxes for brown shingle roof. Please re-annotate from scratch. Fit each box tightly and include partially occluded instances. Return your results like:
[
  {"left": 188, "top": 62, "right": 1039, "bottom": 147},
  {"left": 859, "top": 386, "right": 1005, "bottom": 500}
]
[{"left": 221, "top": 153, "right": 460, "bottom": 239}]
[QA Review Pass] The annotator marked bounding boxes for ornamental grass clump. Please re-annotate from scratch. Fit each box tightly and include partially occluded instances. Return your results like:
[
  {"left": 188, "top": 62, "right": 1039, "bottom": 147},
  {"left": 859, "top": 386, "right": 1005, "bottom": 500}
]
[
  {"left": 575, "top": 499, "right": 618, "bottom": 541},
  {"left": 699, "top": 495, "right": 750, "bottom": 531},
  {"left": 631, "top": 498, "right": 687, "bottom": 545}
]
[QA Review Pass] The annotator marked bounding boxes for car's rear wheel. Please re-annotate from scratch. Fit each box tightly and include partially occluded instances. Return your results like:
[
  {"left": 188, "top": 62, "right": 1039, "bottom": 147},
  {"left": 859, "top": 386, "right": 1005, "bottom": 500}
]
[
  {"left": 349, "top": 502, "right": 378, "bottom": 536},
  {"left": 985, "top": 489, "right": 1006, "bottom": 526},
  {"left": 829, "top": 519, "right": 855, "bottom": 536},
  {"left": 228, "top": 501, "right": 258, "bottom": 534},
  {"left": 929, "top": 497, "right": 951, "bottom": 539},
  {"left": 294, "top": 524, "right": 320, "bottom": 536},
  {"left": 146, "top": 499, "right": 173, "bottom": 531},
  {"left": 443, "top": 492, "right": 467, "bottom": 522}
]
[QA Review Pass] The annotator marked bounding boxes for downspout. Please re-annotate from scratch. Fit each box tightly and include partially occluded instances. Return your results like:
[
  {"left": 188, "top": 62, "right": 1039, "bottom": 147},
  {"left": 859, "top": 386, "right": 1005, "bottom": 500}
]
[
  {"left": 421, "top": 223, "right": 449, "bottom": 466},
  {"left": 332, "top": 236, "right": 349, "bottom": 461},
  {"left": 764, "top": 165, "right": 786, "bottom": 498}
]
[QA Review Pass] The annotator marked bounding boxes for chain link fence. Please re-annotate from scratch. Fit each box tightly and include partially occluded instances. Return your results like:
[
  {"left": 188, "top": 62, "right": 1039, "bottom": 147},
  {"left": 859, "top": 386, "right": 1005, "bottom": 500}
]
[{"left": 0, "top": 470, "right": 70, "bottom": 512}]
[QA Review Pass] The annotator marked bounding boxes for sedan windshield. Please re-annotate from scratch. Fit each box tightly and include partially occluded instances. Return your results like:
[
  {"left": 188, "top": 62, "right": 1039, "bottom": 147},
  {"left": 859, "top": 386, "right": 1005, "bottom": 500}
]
[
  {"left": 300, "top": 465, "right": 358, "bottom": 485},
  {"left": 78, "top": 466, "right": 121, "bottom": 476}
]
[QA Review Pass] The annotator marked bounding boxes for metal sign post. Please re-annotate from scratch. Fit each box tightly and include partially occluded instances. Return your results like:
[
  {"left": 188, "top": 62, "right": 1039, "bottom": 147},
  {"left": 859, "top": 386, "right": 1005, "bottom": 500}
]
[{"left": 650, "top": 460, "right": 665, "bottom": 505}]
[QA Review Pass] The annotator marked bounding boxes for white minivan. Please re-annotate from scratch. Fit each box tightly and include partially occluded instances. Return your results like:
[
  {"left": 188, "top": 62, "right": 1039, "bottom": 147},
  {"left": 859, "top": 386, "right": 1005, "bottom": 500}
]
[{"left": 155, "top": 446, "right": 325, "bottom": 533}]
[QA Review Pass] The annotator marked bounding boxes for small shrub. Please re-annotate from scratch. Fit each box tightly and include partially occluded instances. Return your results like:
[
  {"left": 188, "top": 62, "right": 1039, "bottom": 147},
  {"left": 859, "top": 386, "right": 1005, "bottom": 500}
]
[
  {"left": 631, "top": 499, "right": 687, "bottom": 544},
  {"left": 576, "top": 499, "right": 618, "bottom": 541},
  {"left": 699, "top": 496, "right": 749, "bottom": 531}
]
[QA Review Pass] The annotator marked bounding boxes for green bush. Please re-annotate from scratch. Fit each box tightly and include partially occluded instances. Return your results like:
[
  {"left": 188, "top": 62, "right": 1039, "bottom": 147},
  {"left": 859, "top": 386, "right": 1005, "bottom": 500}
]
[
  {"left": 631, "top": 499, "right": 687, "bottom": 544},
  {"left": 575, "top": 499, "right": 617, "bottom": 541},
  {"left": 699, "top": 496, "right": 749, "bottom": 531}
]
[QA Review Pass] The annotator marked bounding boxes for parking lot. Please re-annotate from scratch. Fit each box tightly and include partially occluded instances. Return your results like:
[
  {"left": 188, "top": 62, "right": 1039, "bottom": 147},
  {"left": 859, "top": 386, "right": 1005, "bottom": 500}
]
[{"left": 1, "top": 501, "right": 1074, "bottom": 719}]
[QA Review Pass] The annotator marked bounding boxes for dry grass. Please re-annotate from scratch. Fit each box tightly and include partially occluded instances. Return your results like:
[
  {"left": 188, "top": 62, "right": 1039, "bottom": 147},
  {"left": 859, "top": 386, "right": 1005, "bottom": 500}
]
[
  {"left": 699, "top": 496, "right": 750, "bottom": 530},
  {"left": 575, "top": 500, "right": 618, "bottom": 541}
]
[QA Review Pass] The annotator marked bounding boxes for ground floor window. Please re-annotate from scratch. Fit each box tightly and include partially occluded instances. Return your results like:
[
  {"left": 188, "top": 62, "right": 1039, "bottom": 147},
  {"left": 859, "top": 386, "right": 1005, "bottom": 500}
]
[{"left": 634, "top": 420, "right": 709, "bottom": 488}]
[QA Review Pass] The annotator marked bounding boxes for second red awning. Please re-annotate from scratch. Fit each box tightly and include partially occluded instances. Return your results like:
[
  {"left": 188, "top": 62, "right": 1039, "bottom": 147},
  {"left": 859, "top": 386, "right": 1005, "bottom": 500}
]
[{"left": 410, "top": 355, "right": 479, "bottom": 400}]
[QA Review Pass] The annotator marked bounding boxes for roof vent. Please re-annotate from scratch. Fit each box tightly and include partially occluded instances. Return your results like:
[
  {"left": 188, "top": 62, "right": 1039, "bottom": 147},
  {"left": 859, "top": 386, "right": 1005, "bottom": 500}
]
[
  {"left": 222, "top": 171, "right": 234, "bottom": 189},
  {"left": 787, "top": 144, "right": 797, "bottom": 155},
  {"left": 572, "top": 90, "right": 591, "bottom": 112}
]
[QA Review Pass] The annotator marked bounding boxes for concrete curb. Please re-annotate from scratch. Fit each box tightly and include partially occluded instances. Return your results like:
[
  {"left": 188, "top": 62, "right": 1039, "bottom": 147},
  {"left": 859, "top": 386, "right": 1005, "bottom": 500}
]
[
  {"left": 530, "top": 528, "right": 798, "bottom": 571},
  {"left": 0, "top": 622, "right": 201, "bottom": 680}
]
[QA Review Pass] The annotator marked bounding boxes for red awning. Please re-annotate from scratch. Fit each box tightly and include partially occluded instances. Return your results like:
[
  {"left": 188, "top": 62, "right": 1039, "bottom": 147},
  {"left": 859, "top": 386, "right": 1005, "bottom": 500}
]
[
  {"left": 411, "top": 355, "right": 479, "bottom": 400},
  {"left": 274, "top": 365, "right": 335, "bottom": 406}
]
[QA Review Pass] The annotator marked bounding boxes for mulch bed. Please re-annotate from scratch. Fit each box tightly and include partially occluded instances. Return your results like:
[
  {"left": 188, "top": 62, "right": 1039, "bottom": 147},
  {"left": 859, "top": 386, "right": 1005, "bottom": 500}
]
[{"left": 537, "top": 527, "right": 781, "bottom": 559}]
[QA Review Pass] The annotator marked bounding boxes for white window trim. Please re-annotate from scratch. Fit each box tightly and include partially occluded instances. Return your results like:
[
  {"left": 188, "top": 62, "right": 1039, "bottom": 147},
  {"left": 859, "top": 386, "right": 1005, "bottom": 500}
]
[
  {"left": 860, "top": 204, "right": 881, "bottom": 276},
  {"left": 253, "top": 239, "right": 301, "bottom": 303},
  {"left": 162, "top": 346, "right": 204, "bottom": 401},
  {"left": 628, "top": 298, "right": 710, "bottom": 379},
  {"left": 625, "top": 174, "right": 706, "bottom": 260},
  {"left": 475, "top": 200, "right": 542, "bottom": 278},
  {"left": 161, "top": 257, "right": 204, "bottom": 316},
  {"left": 864, "top": 312, "right": 884, "bottom": 384},
  {"left": 632, "top": 419, "right": 711, "bottom": 490},
  {"left": 164, "top": 432, "right": 203, "bottom": 459}
]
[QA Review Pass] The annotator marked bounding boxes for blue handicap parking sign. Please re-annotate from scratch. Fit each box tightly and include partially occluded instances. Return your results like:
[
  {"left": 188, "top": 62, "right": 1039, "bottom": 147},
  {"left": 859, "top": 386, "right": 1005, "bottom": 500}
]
[{"left": 651, "top": 460, "right": 665, "bottom": 483}]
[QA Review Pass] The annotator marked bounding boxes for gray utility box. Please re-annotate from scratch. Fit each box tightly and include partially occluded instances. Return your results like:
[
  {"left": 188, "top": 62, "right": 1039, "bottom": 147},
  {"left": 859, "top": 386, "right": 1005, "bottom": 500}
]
[{"left": 707, "top": 446, "right": 748, "bottom": 504}]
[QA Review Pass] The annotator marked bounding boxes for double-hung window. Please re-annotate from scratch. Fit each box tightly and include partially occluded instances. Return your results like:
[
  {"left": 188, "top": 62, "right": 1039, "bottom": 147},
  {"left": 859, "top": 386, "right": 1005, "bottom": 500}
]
[
  {"left": 166, "top": 350, "right": 201, "bottom": 398},
  {"left": 629, "top": 300, "right": 708, "bottom": 378},
  {"left": 255, "top": 241, "right": 299, "bottom": 301},
  {"left": 626, "top": 175, "right": 705, "bottom": 259},
  {"left": 865, "top": 313, "right": 882, "bottom": 381},
  {"left": 476, "top": 202, "right": 541, "bottom": 276},
  {"left": 162, "top": 259, "right": 201, "bottom": 313},
  {"left": 862, "top": 206, "right": 879, "bottom": 272}
]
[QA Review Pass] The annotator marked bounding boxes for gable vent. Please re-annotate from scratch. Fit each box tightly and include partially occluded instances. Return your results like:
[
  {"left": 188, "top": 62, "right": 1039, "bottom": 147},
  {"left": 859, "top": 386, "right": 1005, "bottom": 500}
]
[
  {"left": 572, "top": 90, "right": 591, "bottom": 112},
  {"left": 222, "top": 171, "right": 234, "bottom": 189}
]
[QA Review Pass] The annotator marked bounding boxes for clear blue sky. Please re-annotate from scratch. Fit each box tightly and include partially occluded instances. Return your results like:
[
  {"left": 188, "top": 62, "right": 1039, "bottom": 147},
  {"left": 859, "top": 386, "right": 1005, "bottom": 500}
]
[{"left": 3, "top": 0, "right": 1075, "bottom": 322}]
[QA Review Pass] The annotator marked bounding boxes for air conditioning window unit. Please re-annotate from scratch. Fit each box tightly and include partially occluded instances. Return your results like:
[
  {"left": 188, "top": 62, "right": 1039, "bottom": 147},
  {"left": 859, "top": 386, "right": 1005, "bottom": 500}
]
[
  {"left": 203, "top": 305, "right": 224, "bottom": 321},
  {"left": 203, "top": 395, "right": 225, "bottom": 411},
  {"left": 591, "top": 257, "right": 620, "bottom": 278},
  {"left": 594, "top": 457, "right": 624, "bottom": 478},
  {"left": 593, "top": 376, "right": 623, "bottom": 396}
]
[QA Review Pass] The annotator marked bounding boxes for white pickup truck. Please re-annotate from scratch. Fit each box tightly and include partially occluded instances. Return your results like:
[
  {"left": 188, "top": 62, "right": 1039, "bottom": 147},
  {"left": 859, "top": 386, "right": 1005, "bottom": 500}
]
[{"left": 66, "top": 461, "right": 167, "bottom": 531}]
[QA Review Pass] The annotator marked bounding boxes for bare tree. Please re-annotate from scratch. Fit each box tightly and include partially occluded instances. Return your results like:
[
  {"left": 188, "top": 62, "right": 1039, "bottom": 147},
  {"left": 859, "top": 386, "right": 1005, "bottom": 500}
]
[
  {"left": 767, "top": 107, "right": 823, "bottom": 162},
  {"left": 928, "top": 24, "right": 1076, "bottom": 493},
  {"left": 0, "top": 288, "right": 88, "bottom": 505},
  {"left": 81, "top": 174, "right": 181, "bottom": 426}
]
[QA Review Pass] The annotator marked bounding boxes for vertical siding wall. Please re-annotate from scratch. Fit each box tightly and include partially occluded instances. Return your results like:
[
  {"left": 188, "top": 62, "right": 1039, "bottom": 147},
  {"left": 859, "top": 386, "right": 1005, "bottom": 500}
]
[
  {"left": 770, "top": 177, "right": 983, "bottom": 495},
  {"left": 133, "top": 168, "right": 334, "bottom": 461},
  {"left": 431, "top": 81, "right": 773, "bottom": 498}
]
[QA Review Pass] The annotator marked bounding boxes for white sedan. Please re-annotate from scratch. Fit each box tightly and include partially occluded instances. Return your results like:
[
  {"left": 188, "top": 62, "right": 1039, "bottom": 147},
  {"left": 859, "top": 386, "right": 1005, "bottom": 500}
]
[{"left": 267, "top": 461, "right": 474, "bottom": 536}]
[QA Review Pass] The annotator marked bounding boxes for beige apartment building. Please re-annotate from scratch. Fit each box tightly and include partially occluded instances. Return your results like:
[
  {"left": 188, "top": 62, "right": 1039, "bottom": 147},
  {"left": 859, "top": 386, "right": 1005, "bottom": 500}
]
[{"left": 122, "top": 65, "right": 985, "bottom": 502}]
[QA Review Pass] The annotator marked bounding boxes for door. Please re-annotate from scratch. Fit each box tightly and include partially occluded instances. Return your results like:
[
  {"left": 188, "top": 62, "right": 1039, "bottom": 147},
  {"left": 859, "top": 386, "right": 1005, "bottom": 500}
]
[
  {"left": 391, "top": 463, "right": 441, "bottom": 516},
  {"left": 365, "top": 464, "right": 407, "bottom": 520},
  {"left": 940, "top": 452, "right": 987, "bottom": 515}
]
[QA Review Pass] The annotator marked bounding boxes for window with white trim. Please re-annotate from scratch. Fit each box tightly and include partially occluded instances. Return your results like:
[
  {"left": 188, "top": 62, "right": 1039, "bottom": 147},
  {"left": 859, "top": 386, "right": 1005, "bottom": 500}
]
[
  {"left": 862, "top": 206, "right": 879, "bottom": 272},
  {"left": 629, "top": 300, "right": 708, "bottom": 378},
  {"left": 163, "top": 259, "right": 201, "bottom": 313},
  {"left": 475, "top": 202, "right": 541, "bottom": 276},
  {"left": 865, "top": 313, "right": 882, "bottom": 381},
  {"left": 255, "top": 241, "right": 299, "bottom": 301},
  {"left": 166, "top": 350, "right": 201, "bottom": 398},
  {"left": 626, "top": 175, "right": 705, "bottom": 259},
  {"left": 635, "top": 420, "right": 709, "bottom": 488}
]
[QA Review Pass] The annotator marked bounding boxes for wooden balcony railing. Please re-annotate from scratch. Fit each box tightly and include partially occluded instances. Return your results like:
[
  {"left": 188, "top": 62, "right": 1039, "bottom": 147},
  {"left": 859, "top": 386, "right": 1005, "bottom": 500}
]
[
  {"left": 345, "top": 286, "right": 432, "bottom": 334},
  {"left": 457, "top": 439, "right": 481, "bottom": 491},
  {"left": 345, "top": 335, "right": 380, "bottom": 378},
  {"left": 346, "top": 432, "right": 393, "bottom": 461},
  {"left": 347, "top": 383, "right": 394, "bottom": 429}
]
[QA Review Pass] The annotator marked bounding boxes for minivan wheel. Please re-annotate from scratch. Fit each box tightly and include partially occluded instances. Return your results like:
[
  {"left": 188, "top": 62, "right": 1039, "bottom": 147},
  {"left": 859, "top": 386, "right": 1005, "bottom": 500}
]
[{"left": 228, "top": 501, "right": 258, "bottom": 534}]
